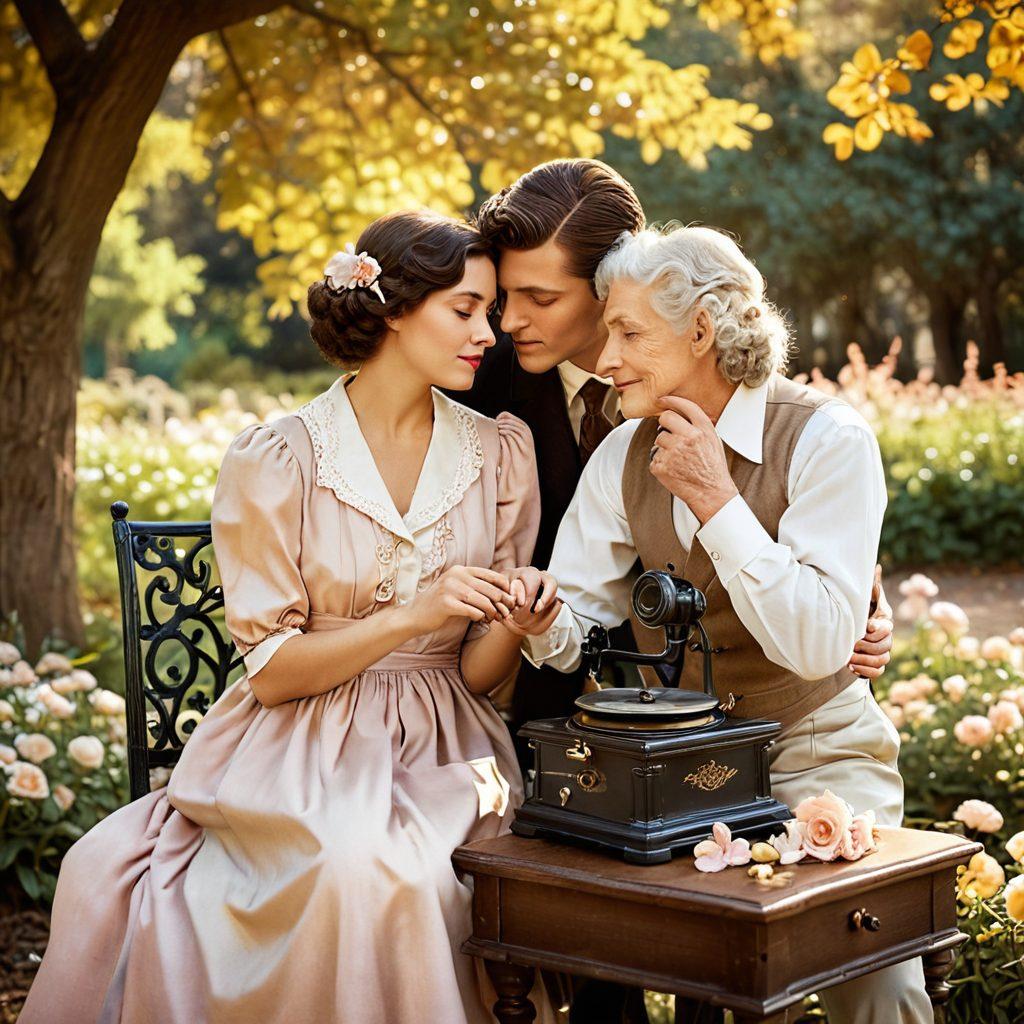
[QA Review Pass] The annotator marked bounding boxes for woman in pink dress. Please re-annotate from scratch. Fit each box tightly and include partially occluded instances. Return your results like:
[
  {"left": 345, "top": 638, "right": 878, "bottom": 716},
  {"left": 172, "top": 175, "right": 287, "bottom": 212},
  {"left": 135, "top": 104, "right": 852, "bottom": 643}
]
[{"left": 21, "top": 211, "right": 562, "bottom": 1024}]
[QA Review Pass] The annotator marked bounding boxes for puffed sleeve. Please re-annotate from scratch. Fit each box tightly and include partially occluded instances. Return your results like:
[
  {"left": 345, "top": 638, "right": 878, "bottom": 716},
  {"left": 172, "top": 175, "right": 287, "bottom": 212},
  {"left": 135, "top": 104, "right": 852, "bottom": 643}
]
[
  {"left": 211, "top": 424, "right": 310, "bottom": 679},
  {"left": 490, "top": 412, "right": 541, "bottom": 571}
]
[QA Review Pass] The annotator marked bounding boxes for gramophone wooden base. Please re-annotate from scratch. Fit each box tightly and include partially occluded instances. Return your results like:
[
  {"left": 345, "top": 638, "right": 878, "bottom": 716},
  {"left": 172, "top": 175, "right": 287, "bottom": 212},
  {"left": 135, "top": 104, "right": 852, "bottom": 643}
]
[{"left": 512, "top": 796, "right": 793, "bottom": 864}]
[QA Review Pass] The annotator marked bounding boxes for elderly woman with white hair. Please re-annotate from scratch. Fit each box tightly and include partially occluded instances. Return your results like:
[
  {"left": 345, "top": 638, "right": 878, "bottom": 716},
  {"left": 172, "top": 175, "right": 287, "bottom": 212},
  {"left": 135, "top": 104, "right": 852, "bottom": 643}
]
[{"left": 520, "top": 225, "right": 932, "bottom": 1024}]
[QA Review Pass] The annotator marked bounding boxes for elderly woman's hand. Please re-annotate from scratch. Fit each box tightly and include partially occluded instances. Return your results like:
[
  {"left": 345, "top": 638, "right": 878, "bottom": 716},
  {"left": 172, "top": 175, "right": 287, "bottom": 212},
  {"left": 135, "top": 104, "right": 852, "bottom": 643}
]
[{"left": 650, "top": 396, "right": 739, "bottom": 523}]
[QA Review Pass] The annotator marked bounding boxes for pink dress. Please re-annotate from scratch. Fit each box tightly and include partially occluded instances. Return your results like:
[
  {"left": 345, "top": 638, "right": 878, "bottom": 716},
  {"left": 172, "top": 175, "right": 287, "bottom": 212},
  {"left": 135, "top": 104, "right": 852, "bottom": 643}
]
[{"left": 21, "top": 377, "right": 552, "bottom": 1024}]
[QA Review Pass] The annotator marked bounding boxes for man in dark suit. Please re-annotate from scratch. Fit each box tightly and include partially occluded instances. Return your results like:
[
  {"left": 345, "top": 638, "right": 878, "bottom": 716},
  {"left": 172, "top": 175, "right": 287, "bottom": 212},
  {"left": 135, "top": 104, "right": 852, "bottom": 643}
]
[{"left": 455, "top": 158, "right": 895, "bottom": 1024}]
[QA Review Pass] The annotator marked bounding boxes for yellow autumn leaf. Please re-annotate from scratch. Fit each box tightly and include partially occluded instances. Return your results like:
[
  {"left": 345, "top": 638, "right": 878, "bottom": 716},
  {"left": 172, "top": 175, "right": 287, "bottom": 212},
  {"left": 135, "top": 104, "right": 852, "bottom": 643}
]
[
  {"left": 854, "top": 114, "right": 884, "bottom": 151},
  {"left": 823, "top": 122, "right": 855, "bottom": 160},
  {"left": 852, "top": 43, "right": 884, "bottom": 76},
  {"left": 898, "top": 29, "right": 933, "bottom": 70},
  {"left": 640, "top": 137, "right": 663, "bottom": 164},
  {"left": 944, "top": 19, "right": 985, "bottom": 59}
]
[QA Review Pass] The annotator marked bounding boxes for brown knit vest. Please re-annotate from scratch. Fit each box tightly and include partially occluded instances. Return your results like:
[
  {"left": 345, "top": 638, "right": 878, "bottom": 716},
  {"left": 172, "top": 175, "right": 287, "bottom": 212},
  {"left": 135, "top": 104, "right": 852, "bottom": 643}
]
[{"left": 622, "top": 375, "right": 857, "bottom": 730}]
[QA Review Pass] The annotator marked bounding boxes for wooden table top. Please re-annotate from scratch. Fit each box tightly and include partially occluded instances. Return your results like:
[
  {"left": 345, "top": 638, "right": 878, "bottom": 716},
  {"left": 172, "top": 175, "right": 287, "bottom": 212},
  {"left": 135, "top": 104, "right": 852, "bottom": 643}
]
[{"left": 454, "top": 827, "right": 980, "bottom": 922}]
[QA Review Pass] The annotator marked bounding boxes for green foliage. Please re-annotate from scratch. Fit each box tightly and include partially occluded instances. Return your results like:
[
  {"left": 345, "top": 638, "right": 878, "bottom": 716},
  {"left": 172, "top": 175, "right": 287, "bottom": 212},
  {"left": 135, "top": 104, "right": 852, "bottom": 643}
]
[
  {"left": 0, "top": 635, "right": 128, "bottom": 906},
  {"left": 877, "top": 600, "right": 1024, "bottom": 1024}
]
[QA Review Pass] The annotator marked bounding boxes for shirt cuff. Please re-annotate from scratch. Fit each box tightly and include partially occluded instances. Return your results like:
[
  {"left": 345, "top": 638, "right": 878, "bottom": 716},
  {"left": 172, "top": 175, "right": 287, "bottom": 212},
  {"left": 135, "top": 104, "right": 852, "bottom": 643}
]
[
  {"left": 696, "top": 494, "right": 773, "bottom": 585},
  {"left": 242, "top": 627, "right": 303, "bottom": 679},
  {"left": 522, "top": 601, "right": 575, "bottom": 668}
]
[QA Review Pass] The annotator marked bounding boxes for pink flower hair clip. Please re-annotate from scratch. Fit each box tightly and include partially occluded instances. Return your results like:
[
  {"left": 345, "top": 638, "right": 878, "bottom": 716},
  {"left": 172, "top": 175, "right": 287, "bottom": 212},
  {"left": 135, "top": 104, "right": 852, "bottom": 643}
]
[{"left": 324, "top": 243, "right": 386, "bottom": 303}]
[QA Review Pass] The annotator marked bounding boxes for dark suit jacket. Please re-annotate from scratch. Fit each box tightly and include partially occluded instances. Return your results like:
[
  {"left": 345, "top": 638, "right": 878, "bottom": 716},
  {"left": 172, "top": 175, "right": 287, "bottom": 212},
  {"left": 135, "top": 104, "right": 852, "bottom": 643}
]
[{"left": 449, "top": 335, "right": 636, "bottom": 768}]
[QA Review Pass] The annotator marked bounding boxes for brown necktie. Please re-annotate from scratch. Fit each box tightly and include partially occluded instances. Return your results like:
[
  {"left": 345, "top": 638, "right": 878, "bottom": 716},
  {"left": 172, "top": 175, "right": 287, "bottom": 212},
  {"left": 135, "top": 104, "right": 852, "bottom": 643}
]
[{"left": 577, "top": 377, "right": 614, "bottom": 466}]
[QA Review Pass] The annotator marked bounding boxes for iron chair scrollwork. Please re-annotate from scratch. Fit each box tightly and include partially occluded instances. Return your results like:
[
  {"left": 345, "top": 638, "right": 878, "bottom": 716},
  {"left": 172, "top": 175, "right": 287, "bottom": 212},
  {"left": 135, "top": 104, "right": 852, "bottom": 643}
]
[{"left": 110, "top": 501, "right": 242, "bottom": 802}]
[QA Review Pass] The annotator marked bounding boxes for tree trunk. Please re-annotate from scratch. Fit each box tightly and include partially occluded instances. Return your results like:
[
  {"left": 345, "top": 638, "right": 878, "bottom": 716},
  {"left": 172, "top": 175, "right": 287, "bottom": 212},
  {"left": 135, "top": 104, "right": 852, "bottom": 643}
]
[
  {"left": 926, "top": 285, "right": 966, "bottom": 385},
  {"left": 0, "top": 270, "right": 89, "bottom": 653},
  {"left": 975, "top": 263, "right": 1006, "bottom": 373},
  {"left": 0, "top": 0, "right": 279, "bottom": 653}
]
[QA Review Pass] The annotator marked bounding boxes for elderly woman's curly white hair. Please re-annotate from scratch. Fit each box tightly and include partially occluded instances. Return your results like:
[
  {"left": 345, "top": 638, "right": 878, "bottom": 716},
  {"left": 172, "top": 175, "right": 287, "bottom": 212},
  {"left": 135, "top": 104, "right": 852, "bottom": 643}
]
[{"left": 594, "top": 225, "right": 792, "bottom": 388}]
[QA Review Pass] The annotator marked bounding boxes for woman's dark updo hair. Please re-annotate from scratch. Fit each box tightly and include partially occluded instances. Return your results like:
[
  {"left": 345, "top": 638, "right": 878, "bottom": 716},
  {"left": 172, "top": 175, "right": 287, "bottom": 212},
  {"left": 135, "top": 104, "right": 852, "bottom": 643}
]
[{"left": 307, "top": 210, "right": 494, "bottom": 368}]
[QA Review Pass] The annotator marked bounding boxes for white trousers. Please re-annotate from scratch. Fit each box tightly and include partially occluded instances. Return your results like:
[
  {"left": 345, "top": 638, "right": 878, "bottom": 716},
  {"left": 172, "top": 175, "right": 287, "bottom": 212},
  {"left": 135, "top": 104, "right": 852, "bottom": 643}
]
[{"left": 766, "top": 679, "right": 933, "bottom": 1024}]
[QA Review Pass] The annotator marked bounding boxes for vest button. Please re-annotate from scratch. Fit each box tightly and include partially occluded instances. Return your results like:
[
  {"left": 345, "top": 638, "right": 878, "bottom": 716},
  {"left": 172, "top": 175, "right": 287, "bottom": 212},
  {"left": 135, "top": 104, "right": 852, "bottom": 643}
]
[{"left": 710, "top": 551, "right": 721, "bottom": 561}]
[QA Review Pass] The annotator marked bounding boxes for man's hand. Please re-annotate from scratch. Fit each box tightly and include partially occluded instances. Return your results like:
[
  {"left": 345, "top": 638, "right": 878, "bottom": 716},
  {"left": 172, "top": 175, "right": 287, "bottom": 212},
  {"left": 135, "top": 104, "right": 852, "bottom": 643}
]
[
  {"left": 500, "top": 566, "right": 562, "bottom": 638},
  {"left": 850, "top": 565, "right": 893, "bottom": 680},
  {"left": 650, "top": 396, "right": 738, "bottom": 524}
]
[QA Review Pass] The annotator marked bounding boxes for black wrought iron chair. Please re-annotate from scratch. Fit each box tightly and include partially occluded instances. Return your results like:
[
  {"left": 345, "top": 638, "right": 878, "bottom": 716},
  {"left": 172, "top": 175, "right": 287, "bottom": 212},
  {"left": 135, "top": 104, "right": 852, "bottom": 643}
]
[{"left": 110, "top": 501, "right": 243, "bottom": 801}]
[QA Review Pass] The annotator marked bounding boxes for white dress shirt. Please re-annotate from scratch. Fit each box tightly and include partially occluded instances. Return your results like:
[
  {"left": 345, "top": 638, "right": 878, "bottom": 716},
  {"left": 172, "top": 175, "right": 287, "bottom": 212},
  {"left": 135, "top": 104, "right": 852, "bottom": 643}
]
[
  {"left": 557, "top": 360, "right": 620, "bottom": 444},
  {"left": 525, "top": 380, "right": 887, "bottom": 681}
]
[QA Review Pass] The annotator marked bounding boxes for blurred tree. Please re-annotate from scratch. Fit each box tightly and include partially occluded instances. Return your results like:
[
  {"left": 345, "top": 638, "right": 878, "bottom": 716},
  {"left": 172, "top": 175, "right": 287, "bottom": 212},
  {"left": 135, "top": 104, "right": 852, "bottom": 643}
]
[{"left": 0, "top": 0, "right": 780, "bottom": 650}]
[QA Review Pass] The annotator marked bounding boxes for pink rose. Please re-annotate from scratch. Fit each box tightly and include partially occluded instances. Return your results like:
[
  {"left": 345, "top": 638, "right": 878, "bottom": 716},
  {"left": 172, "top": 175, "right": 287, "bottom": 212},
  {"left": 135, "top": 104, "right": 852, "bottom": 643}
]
[
  {"left": 999, "top": 688, "right": 1024, "bottom": 713},
  {"left": 954, "top": 799, "right": 1004, "bottom": 833},
  {"left": 881, "top": 702, "right": 905, "bottom": 728},
  {"left": 0, "top": 744, "right": 16, "bottom": 765},
  {"left": 988, "top": 700, "right": 1023, "bottom": 735},
  {"left": 14, "top": 732, "right": 57, "bottom": 765},
  {"left": 0, "top": 641, "right": 20, "bottom": 666},
  {"left": 930, "top": 601, "right": 969, "bottom": 637},
  {"left": 0, "top": 699, "right": 13, "bottom": 722},
  {"left": 34, "top": 651, "right": 72, "bottom": 676},
  {"left": 1009, "top": 627, "right": 1024, "bottom": 647},
  {"left": 90, "top": 689, "right": 126, "bottom": 716},
  {"left": 887, "top": 681, "right": 920, "bottom": 707},
  {"left": 67, "top": 735, "right": 105, "bottom": 770},
  {"left": 51, "top": 668, "right": 97, "bottom": 694},
  {"left": 9, "top": 660, "right": 37, "bottom": 687},
  {"left": 52, "top": 783, "right": 76, "bottom": 812},
  {"left": 35, "top": 683, "right": 74, "bottom": 720},
  {"left": 5, "top": 761, "right": 50, "bottom": 800},
  {"left": 693, "top": 822, "right": 752, "bottom": 872},
  {"left": 981, "top": 636, "right": 1014, "bottom": 662},
  {"left": 954, "top": 715, "right": 994, "bottom": 747},
  {"left": 795, "top": 790, "right": 854, "bottom": 862},
  {"left": 941, "top": 675, "right": 969, "bottom": 703}
]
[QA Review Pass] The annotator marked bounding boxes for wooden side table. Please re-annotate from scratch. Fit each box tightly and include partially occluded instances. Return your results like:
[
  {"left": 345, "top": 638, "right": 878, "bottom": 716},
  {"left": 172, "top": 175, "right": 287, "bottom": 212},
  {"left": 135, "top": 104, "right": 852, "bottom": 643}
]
[{"left": 453, "top": 827, "right": 980, "bottom": 1023}]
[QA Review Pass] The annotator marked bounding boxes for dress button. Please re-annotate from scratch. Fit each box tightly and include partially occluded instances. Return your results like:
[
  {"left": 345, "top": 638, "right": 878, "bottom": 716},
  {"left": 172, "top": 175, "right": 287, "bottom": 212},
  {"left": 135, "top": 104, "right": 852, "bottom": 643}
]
[{"left": 711, "top": 551, "right": 721, "bottom": 561}]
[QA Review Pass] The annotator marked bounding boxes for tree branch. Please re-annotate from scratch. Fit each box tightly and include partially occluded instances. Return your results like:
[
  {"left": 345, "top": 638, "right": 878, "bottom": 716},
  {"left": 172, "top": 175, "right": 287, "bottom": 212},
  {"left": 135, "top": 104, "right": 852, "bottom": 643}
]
[
  {"left": 0, "top": 189, "right": 14, "bottom": 275},
  {"left": 287, "top": 0, "right": 469, "bottom": 161},
  {"left": 12, "top": 0, "right": 88, "bottom": 96},
  {"left": 180, "top": 0, "right": 285, "bottom": 36}
]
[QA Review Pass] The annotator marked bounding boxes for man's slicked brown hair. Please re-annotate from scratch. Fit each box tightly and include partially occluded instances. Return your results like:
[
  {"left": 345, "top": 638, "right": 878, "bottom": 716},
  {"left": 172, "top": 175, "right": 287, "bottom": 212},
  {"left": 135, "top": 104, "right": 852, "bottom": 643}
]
[{"left": 475, "top": 159, "right": 645, "bottom": 290}]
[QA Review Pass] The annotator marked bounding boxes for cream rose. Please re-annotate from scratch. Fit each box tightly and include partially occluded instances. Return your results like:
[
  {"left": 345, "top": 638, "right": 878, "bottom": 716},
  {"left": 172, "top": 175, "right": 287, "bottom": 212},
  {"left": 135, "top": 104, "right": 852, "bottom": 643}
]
[
  {"left": 0, "top": 641, "right": 20, "bottom": 666},
  {"left": 35, "top": 683, "right": 74, "bottom": 720},
  {"left": 954, "top": 715, "right": 994, "bottom": 747},
  {"left": 955, "top": 636, "right": 981, "bottom": 660},
  {"left": 52, "top": 783, "right": 76, "bottom": 812},
  {"left": 14, "top": 732, "right": 57, "bottom": 765},
  {"left": 840, "top": 810, "right": 879, "bottom": 861},
  {"left": 1006, "top": 831, "right": 1024, "bottom": 863},
  {"left": 6, "top": 761, "right": 50, "bottom": 800},
  {"left": 1009, "top": 627, "right": 1024, "bottom": 647},
  {"left": 51, "top": 668, "right": 98, "bottom": 694},
  {"left": 795, "top": 790, "right": 854, "bottom": 861},
  {"left": 0, "top": 669, "right": 12, "bottom": 689},
  {"left": 988, "top": 700, "right": 1023, "bottom": 735},
  {"left": 67, "top": 735, "right": 105, "bottom": 770},
  {"left": 888, "top": 681, "right": 921, "bottom": 707},
  {"left": 881, "top": 702, "right": 905, "bottom": 728},
  {"left": 10, "top": 660, "right": 37, "bottom": 686},
  {"left": 0, "top": 698, "right": 14, "bottom": 722},
  {"left": 930, "top": 601, "right": 970, "bottom": 637},
  {"left": 34, "top": 651, "right": 73, "bottom": 675},
  {"left": 0, "top": 744, "right": 16, "bottom": 765},
  {"left": 981, "top": 636, "right": 1014, "bottom": 662},
  {"left": 941, "top": 675, "right": 969, "bottom": 703},
  {"left": 958, "top": 851, "right": 1005, "bottom": 900},
  {"left": 954, "top": 799, "right": 1004, "bottom": 833},
  {"left": 91, "top": 689, "right": 126, "bottom": 716}
]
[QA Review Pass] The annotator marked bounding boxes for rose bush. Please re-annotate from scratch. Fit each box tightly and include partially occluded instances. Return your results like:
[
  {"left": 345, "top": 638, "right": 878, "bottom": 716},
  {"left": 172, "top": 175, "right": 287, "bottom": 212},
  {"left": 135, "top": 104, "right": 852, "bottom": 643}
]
[{"left": 0, "top": 632, "right": 128, "bottom": 904}]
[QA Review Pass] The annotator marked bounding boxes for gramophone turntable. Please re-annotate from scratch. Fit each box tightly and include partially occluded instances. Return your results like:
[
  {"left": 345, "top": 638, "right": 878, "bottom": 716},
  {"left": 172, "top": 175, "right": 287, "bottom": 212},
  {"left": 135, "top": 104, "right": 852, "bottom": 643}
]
[{"left": 511, "top": 570, "right": 792, "bottom": 864}]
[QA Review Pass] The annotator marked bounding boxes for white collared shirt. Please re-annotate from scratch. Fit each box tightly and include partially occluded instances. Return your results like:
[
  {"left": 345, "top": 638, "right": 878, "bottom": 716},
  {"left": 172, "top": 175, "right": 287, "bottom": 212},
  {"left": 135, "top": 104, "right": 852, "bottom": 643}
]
[
  {"left": 557, "top": 360, "right": 620, "bottom": 444},
  {"left": 525, "top": 380, "right": 887, "bottom": 681}
]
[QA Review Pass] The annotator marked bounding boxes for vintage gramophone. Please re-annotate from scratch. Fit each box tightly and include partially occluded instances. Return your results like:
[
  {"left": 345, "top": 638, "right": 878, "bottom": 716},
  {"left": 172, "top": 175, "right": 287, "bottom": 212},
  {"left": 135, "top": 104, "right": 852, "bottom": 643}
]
[{"left": 511, "top": 570, "right": 792, "bottom": 864}]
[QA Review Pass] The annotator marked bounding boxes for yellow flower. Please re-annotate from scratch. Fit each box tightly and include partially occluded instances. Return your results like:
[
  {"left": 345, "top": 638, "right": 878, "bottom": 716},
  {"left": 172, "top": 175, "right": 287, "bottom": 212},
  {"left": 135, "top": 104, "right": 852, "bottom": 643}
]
[
  {"left": 958, "top": 851, "right": 1006, "bottom": 900},
  {"left": 1006, "top": 831, "right": 1024, "bottom": 863},
  {"left": 1004, "top": 875, "right": 1024, "bottom": 922}
]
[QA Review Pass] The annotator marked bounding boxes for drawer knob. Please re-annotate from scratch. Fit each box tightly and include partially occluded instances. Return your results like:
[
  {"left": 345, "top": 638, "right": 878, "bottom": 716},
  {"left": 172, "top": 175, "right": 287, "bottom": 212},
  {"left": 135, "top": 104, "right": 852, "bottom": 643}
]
[
  {"left": 850, "top": 908, "right": 881, "bottom": 932},
  {"left": 559, "top": 787, "right": 572, "bottom": 807}
]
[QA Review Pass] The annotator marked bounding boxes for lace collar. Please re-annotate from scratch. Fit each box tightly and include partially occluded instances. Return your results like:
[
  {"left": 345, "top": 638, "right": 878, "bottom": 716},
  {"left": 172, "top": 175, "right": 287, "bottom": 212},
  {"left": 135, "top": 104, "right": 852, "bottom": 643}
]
[{"left": 296, "top": 374, "right": 484, "bottom": 541}]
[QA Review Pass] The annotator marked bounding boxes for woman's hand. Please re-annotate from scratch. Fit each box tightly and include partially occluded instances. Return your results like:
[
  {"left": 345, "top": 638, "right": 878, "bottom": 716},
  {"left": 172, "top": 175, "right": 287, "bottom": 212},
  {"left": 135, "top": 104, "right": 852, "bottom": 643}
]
[
  {"left": 499, "top": 566, "right": 562, "bottom": 638},
  {"left": 403, "top": 565, "right": 514, "bottom": 636}
]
